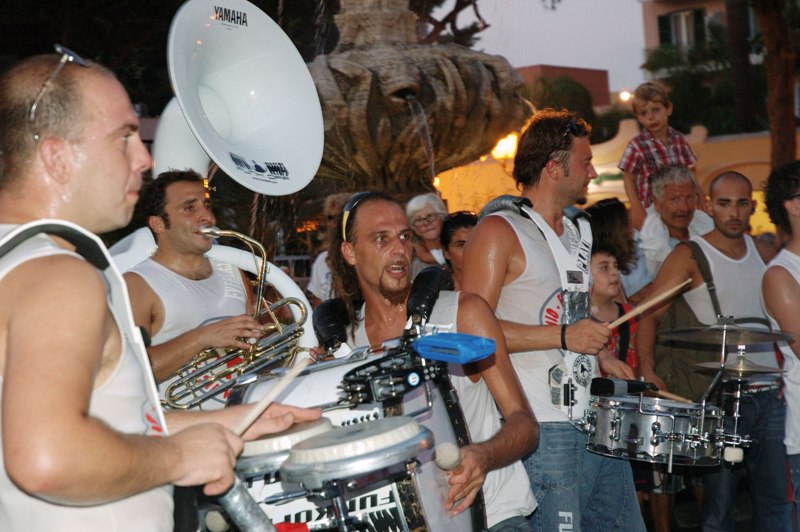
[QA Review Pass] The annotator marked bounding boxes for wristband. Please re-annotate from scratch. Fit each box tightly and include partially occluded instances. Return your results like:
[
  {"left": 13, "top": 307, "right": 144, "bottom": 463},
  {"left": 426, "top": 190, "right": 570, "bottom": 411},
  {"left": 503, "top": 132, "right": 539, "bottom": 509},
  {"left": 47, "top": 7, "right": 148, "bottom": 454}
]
[{"left": 560, "top": 324, "right": 568, "bottom": 351}]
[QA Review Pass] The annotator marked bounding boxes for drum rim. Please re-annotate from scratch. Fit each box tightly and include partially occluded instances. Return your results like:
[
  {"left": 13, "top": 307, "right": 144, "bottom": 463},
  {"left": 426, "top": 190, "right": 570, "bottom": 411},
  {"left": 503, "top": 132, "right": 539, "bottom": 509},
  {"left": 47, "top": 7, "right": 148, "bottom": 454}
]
[
  {"left": 280, "top": 426, "right": 433, "bottom": 489},
  {"left": 593, "top": 394, "right": 723, "bottom": 415}
]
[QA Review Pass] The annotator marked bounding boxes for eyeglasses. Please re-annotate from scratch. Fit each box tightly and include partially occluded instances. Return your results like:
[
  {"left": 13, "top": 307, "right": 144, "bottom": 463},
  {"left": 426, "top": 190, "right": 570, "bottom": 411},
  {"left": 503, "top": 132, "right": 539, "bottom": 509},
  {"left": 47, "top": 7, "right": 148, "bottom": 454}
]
[
  {"left": 562, "top": 118, "right": 580, "bottom": 139},
  {"left": 29, "top": 44, "right": 88, "bottom": 142},
  {"left": 548, "top": 118, "right": 583, "bottom": 164},
  {"left": 412, "top": 213, "right": 442, "bottom": 227},
  {"left": 341, "top": 191, "right": 372, "bottom": 241}
]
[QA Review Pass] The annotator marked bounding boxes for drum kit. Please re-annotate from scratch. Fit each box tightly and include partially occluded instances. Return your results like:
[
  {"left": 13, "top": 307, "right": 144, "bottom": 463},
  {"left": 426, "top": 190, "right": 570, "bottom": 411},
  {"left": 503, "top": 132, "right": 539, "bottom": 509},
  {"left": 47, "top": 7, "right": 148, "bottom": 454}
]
[{"left": 586, "top": 316, "right": 791, "bottom": 472}]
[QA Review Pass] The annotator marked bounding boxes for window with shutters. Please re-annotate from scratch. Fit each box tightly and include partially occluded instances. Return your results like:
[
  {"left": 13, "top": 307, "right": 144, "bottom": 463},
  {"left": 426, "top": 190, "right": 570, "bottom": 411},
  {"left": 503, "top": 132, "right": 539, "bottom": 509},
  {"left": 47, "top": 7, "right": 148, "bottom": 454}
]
[{"left": 657, "top": 8, "right": 705, "bottom": 52}]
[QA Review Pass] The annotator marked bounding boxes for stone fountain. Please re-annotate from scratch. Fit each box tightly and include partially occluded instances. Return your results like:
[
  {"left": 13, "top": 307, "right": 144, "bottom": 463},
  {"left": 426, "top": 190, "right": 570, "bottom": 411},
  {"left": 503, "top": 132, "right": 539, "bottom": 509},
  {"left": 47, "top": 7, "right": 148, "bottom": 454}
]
[{"left": 308, "top": 0, "right": 531, "bottom": 193}]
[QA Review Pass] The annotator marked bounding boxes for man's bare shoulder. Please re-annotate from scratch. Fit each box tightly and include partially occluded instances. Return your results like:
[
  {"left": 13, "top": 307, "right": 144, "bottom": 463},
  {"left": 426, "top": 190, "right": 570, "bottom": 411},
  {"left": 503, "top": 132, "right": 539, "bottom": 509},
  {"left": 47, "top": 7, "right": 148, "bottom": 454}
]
[
  {"left": 470, "top": 214, "right": 518, "bottom": 255},
  {"left": 1, "top": 255, "right": 108, "bottom": 364},
  {"left": 2, "top": 253, "right": 106, "bottom": 306}
]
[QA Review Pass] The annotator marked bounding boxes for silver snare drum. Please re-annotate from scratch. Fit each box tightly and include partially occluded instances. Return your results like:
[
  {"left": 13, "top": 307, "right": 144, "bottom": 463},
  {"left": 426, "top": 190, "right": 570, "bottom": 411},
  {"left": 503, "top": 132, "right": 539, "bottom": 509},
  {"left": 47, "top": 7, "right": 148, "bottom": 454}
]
[{"left": 587, "top": 395, "right": 724, "bottom": 466}]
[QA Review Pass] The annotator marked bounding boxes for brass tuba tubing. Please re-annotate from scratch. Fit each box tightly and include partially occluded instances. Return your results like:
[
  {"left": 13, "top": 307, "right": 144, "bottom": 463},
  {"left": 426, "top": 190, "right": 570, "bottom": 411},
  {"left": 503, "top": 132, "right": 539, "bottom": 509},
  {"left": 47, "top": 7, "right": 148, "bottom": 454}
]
[
  {"left": 161, "top": 228, "right": 309, "bottom": 410},
  {"left": 163, "top": 297, "right": 307, "bottom": 410}
]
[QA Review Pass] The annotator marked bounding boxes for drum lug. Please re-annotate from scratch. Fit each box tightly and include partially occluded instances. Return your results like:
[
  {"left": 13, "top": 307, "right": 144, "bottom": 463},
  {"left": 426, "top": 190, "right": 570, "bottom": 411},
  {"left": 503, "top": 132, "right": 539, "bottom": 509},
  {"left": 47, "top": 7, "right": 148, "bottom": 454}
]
[
  {"left": 650, "top": 421, "right": 665, "bottom": 446},
  {"left": 585, "top": 411, "right": 596, "bottom": 435},
  {"left": 610, "top": 413, "right": 621, "bottom": 442}
]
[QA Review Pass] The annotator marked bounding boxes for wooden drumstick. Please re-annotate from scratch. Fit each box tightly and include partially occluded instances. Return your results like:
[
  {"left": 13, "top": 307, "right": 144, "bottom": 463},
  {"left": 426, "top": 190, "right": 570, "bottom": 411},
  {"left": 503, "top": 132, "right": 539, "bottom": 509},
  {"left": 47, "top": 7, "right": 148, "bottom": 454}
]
[
  {"left": 234, "top": 357, "right": 311, "bottom": 436},
  {"left": 607, "top": 278, "right": 692, "bottom": 330},
  {"left": 656, "top": 389, "right": 694, "bottom": 404}
]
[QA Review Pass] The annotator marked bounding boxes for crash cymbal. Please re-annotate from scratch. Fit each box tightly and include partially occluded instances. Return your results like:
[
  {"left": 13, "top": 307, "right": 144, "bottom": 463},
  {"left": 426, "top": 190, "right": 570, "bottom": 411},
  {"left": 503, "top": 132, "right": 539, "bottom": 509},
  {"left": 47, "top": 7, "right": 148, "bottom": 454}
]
[
  {"left": 695, "top": 359, "right": 785, "bottom": 376},
  {"left": 660, "top": 324, "right": 792, "bottom": 345}
]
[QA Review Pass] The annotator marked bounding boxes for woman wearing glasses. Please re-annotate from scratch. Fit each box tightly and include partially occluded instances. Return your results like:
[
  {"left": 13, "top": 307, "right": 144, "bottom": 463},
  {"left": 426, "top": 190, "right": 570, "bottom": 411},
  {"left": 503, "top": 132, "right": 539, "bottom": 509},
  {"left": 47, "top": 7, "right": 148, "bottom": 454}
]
[{"left": 406, "top": 192, "right": 448, "bottom": 279}]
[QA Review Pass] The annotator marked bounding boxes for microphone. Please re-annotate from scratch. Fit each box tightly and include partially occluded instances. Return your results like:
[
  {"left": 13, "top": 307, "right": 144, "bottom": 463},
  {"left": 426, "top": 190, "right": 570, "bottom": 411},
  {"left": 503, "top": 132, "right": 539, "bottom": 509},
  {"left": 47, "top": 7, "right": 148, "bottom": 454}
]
[
  {"left": 406, "top": 265, "right": 453, "bottom": 330},
  {"left": 434, "top": 441, "right": 462, "bottom": 471},
  {"left": 590, "top": 377, "right": 658, "bottom": 397},
  {"left": 312, "top": 298, "right": 350, "bottom": 353}
]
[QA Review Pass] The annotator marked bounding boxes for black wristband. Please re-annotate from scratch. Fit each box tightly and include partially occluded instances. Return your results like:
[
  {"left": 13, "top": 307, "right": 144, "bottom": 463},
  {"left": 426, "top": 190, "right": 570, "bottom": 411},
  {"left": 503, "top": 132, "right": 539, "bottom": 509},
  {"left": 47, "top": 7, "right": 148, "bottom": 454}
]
[{"left": 560, "top": 324, "right": 568, "bottom": 351}]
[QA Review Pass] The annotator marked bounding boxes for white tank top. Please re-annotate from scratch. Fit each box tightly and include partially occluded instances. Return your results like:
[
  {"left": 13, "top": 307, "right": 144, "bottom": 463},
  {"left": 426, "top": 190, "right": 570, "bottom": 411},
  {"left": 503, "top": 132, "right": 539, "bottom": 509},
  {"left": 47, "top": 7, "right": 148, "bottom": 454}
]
[
  {"left": 0, "top": 224, "right": 172, "bottom": 532},
  {"left": 129, "top": 257, "right": 247, "bottom": 407},
  {"left": 682, "top": 235, "right": 779, "bottom": 384},
  {"left": 762, "top": 249, "right": 800, "bottom": 454},
  {"left": 353, "top": 292, "right": 537, "bottom": 527},
  {"left": 488, "top": 210, "right": 574, "bottom": 423}
]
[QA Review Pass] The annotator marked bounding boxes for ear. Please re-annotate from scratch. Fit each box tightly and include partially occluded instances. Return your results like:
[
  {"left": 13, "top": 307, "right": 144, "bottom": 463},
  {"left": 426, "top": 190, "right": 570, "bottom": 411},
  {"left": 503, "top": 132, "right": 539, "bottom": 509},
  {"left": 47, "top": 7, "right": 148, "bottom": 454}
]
[
  {"left": 341, "top": 241, "right": 357, "bottom": 266},
  {"left": 147, "top": 215, "right": 165, "bottom": 234},
  {"left": 785, "top": 198, "right": 800, "bottom": 218},
  {"left": 750, "top": 199, "right": 757, "bottom": 215},
  {"left": 38, "top": 137, "right": 73, "bottom": 185},
  {"left": 665, "top": 102, "right": 674, "bottom": 116},
  {"left": 544, "top": 159, "right": 561, "bottom": 181}
]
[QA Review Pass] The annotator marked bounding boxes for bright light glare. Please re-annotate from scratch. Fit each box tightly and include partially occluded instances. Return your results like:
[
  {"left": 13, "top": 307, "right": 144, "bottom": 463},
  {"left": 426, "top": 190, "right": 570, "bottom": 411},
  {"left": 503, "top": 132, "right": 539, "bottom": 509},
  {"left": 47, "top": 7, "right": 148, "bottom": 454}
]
[
  {"left": 491, "top": 133, "right": 519, "bottom": 160},
  {"left": 619, "top": 90, "right": 633, "bottom": 102}
]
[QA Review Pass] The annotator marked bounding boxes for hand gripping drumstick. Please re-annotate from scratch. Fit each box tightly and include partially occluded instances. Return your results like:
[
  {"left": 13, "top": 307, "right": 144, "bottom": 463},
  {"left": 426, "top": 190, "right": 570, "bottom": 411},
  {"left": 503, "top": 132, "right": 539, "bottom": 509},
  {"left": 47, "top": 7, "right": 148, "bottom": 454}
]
[
  {"left": 234, "top": 357, "right": 311, "bottom": 437},
  {"left": 607, "top": 278, "right": 692, "bottom": 330}
]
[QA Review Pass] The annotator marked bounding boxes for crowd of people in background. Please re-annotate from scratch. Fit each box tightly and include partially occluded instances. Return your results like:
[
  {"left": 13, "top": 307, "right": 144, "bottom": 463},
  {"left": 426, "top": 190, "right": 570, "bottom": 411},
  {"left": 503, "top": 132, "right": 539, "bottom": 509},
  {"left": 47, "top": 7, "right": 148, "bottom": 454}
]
[{"left": 299, "top": 80, "right": 799, "bottom": 532}]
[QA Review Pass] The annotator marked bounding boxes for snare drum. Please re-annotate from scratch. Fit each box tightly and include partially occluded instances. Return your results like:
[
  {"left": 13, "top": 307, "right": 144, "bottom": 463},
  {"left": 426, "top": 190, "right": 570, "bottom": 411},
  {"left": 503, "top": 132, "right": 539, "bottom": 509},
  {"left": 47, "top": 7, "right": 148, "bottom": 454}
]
[
  {"left": 230, "top": 353, "right": 484, "bottom": 531},
  {"left": 587, "top": 395, "right": 724, "bottom": 466}
]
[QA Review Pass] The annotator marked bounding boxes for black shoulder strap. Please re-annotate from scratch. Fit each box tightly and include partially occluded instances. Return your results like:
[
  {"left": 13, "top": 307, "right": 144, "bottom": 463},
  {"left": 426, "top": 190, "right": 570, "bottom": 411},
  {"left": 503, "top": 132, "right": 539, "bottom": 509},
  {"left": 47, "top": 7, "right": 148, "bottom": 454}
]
[
  {"left": 680, "top": 240, "right": 722, "bottom": 318},
  {"left": 615, "top": 302, "right": 630, "bottom": 361},
  {"left": 0, "top": 222, "right": 108, "bottom": 269}
]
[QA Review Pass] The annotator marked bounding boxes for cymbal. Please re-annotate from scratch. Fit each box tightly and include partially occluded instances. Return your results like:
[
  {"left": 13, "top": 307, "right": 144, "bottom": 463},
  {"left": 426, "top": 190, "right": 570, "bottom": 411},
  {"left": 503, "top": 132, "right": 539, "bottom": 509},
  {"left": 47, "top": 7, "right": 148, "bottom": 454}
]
[
  {"left": 660, "top": 324, "right": 792, "bottom": 345},
  {"left": 695, "top": 359, "right": 785, "bottom": 376}
]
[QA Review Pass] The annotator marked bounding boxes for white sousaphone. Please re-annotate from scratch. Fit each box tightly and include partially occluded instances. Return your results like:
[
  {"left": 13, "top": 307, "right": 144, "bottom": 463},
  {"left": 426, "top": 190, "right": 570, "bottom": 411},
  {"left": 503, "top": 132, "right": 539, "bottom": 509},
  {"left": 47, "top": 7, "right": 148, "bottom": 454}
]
[{"left": 111, "top": 0, "right": 323, "bottom": 383}]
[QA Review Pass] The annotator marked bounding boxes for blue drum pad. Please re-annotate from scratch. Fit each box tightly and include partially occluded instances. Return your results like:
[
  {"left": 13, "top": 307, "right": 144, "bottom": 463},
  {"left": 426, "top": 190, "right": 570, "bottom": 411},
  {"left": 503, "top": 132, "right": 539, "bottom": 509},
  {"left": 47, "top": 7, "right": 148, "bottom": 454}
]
[{"left": 413, "top": 333, "right": 495, "bottom": 364}]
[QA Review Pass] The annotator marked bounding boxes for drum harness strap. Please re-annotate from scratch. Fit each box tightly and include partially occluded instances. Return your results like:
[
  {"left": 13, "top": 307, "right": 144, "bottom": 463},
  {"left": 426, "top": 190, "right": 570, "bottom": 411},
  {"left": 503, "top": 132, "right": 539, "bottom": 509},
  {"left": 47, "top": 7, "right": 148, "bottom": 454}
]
[
  {"left": 480, "top": 195, "right": 597, "bottom": 428},
  {"left": 0, "top": 220, "right": 166, "bottom": 424}
]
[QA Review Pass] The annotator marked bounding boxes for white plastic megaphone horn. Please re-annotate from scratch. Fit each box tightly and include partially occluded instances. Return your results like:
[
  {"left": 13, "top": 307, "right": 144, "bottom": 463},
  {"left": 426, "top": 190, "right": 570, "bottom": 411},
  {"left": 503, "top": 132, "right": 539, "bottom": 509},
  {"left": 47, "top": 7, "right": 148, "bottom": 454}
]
[{"left": 154, "top": 0, "right": 324, "bottom": 195}]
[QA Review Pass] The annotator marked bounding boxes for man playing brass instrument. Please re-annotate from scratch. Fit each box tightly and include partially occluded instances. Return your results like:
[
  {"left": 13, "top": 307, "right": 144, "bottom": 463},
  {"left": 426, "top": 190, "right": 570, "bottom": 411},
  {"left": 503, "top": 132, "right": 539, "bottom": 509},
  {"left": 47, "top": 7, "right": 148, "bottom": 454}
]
[
  {"left": 0, "top": 50, "right": 319, "bottom": 530},
  {"left": 125, "top": 170, "right": 263, "bottom": 408}
]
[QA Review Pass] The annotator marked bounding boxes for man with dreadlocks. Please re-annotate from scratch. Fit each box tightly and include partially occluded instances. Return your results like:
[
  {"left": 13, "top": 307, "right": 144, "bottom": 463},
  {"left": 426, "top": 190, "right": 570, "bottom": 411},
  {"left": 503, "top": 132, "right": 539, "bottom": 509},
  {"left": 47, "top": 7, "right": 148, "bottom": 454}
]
[{"left": 327, "top": 191, "right": 539, "bottom": 531}]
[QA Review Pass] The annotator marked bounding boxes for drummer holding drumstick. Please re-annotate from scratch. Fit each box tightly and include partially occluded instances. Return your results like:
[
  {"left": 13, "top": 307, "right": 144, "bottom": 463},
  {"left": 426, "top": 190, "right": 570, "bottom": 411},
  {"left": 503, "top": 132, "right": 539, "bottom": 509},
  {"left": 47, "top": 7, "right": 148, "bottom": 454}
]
[
  {"left": 637, "top": 171, "right": 790, "bottom": 531},
  {"left": 328, "top": 191, "right": 539, "bottom": 531},
  {"left": 0, "top": 51, "right": 319, "bottom": 531}
]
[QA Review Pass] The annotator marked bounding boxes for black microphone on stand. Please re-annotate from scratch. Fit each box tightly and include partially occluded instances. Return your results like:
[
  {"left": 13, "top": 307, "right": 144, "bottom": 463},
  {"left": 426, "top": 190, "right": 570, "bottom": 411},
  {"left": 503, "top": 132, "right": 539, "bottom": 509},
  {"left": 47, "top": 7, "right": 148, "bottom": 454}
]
[
  {"left": 406, "top": 265, "right": 453, "bottom": 334},
  {"left": 590, "top": 377, "right": 658, "bottom": 396},
  {"left": 312, "top": 298, "right": 350, "bottom": 358}
]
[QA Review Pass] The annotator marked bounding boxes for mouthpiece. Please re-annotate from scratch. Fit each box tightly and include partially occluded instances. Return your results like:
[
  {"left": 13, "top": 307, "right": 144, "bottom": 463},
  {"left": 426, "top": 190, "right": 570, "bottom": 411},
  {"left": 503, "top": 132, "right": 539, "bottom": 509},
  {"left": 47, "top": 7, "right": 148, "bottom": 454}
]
[{"left": 200, "top": 226, "right": 222, "bottom": 238}]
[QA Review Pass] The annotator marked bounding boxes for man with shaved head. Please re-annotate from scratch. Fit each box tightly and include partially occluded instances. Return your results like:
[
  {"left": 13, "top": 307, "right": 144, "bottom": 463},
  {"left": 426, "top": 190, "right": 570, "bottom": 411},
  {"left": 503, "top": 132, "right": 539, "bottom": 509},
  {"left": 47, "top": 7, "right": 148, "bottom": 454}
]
[{"left": 637, "top": 171, "right": 790, "bottom": 531}]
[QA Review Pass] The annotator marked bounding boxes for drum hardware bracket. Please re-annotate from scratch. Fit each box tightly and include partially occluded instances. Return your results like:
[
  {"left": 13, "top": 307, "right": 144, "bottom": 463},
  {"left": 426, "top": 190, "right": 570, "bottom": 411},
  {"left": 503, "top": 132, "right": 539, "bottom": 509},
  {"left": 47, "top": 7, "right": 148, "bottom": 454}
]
[{"left": 261, "top": 488, "right": 309, "bottom": 506}]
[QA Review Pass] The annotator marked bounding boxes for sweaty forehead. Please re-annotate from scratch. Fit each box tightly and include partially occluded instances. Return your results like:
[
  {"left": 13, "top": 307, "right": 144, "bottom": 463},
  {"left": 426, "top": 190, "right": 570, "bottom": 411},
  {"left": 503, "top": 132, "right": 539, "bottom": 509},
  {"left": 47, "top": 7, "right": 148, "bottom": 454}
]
[
  {"left": 356, "top": 200, "right": 406, "bottom": 227},
  {"left": 82, "top": 73, "right": 134, "bottom": 120}
]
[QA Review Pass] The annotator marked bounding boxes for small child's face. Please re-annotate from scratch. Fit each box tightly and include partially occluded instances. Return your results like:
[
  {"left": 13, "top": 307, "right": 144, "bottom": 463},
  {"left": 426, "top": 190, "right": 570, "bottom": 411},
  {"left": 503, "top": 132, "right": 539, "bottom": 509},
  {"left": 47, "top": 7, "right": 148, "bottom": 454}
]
[
  {"left": 590, "top": 252, "right": 621, "bottom": 300},
  {"left": 635, "top": 100, "right": 672, "bottom": 136}
]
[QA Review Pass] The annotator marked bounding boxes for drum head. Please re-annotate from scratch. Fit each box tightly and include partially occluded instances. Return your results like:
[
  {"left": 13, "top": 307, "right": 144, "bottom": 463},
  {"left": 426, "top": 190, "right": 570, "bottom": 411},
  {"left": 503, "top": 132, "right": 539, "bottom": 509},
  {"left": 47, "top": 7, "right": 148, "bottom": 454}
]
[
  {"left": 242, "top": 418, "right": 333, "bottom": 457},
  {"left": 237, "top": 419, "right": 334, "bottom": 480},
  {"left": 281, "top": 416, "right": 433, "bottom": 489}
]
